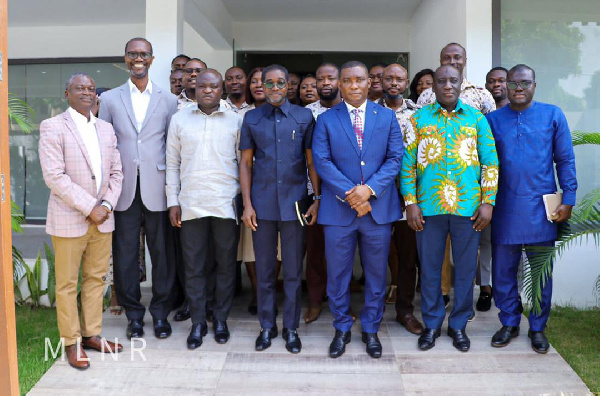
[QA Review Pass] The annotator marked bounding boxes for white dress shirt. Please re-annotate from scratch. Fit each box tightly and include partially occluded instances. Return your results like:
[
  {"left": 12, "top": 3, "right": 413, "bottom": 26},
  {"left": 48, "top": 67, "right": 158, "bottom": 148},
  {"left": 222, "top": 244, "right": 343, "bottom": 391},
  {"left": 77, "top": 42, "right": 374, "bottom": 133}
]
[
  {"left": 345, "top": 100, "right": 367, "bottom": 127},
  {"left": 128, "top": 79, "right": 153, "bottom": 132},
  {"left": 68, "top": 107, "right": 102, "bottom": 194}
]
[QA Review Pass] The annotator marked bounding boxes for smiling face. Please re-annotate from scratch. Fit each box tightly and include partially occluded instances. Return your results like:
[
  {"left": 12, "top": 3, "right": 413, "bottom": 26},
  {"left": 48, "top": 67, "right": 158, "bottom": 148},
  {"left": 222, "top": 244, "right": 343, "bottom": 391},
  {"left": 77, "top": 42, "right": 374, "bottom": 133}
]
[
  {"left": 299, "top": 77, "right": 318, "bottom": 104},
  {"left": 124, "top": 39, "right": 154, "bottom": 80},
  {"left": 339, "top": 65, "right": 370, "bottom": 108},
  {"left": 507, "top": 68, "right": 536, "bottom": 111},
  {"left": 195, "top": 70, "right": 223, "bottom": 113},
  {"left": 65, "top": 75, "right": 96, "bottom": 116},
  {"left": 182, "top": 60, "right": 206, "bottom": 92},
  {"left": 368, "top": 65, "right": 385, "bottom": 97},
  {"left": 264, "top": 69, "right": 288, "bottom": 107},
  {"left": 485, "top": 69, "right": 507, "bottom": 102},
  {"left": 417, "top": 73, "right": 434, "bottom": 96},
  {"left": 433, "top": 65, "right": 461, "bottom": 110},
  {"left": 316, "top": 65, "right": 339, "bottom": 101},
  {"left": 440, "top": 44, "right": 466, "bottom": 76},
  {"left": 382, "top": 64, "right": 409, "bottom": 100},
  {"left": 225, "top": 67, "right": 247, "bottom": 98}
]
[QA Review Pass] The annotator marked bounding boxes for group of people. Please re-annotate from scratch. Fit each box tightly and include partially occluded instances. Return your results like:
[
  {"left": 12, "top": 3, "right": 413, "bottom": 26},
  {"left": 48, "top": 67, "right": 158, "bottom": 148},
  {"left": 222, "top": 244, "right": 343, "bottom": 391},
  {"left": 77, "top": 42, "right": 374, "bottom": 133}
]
[{"left": 38, "top": 38, "right": 577, "bottom": 370}]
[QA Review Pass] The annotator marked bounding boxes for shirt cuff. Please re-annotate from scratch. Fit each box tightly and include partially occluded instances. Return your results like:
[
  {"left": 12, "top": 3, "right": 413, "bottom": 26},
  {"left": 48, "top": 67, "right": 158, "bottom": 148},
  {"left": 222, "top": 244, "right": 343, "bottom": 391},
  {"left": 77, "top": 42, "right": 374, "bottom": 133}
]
[
  {"left": 365, "top": 184, "right": 377, "bottom": 198},
  {"left": 167, "top": 195, "right": 180, "bottom": 208},
  {"left": 101, "top": 201, "right": 113, "bottom": 212},
  {"left": 562, "top": 191, "right": 576, "bottom": 207}
]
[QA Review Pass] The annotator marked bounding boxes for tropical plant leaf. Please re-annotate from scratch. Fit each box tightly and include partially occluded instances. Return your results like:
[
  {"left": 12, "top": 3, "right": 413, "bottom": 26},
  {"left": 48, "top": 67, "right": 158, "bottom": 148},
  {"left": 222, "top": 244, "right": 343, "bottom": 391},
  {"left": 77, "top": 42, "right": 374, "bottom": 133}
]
[
  {"left": 571, "top": 130, "right": 600, "bottom": 146},
  {"left": 44, "top": 242, "right": 56, "bottom": 307},
  {"left": 8, "top": 93, "right": 36, "bottom": 134},
  {"left": 11, "top": 200, "right": 24, "bottom": 234}
]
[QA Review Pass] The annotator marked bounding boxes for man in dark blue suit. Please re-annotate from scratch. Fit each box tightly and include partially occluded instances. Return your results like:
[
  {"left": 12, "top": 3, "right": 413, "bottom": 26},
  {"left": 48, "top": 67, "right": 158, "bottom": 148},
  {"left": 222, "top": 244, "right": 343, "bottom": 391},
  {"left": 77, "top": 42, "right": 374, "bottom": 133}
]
[
  {"left": 239, "top": 65, "right": 320, "bottom": 354},
  {"left": 312, "top": 61, "right": 403, "bottom": 359}
]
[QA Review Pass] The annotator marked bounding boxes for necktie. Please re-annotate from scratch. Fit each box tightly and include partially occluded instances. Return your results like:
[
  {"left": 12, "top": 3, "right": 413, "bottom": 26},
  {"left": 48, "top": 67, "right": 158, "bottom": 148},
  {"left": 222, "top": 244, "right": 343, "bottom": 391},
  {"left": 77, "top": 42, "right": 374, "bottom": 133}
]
[{"left": 352, "top": 108, "right": 364, "bottom": 150}]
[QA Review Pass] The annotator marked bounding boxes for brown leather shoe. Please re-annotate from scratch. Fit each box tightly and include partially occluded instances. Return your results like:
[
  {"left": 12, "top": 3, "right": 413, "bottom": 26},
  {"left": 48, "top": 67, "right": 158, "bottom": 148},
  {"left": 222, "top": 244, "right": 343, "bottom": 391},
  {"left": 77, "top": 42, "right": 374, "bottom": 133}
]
[
  {"left": 396, "top": 313, "right": 424, "bottom": 335},
  {"left": 304, "top": 304, "right": 322, "bottom": 323},
  {"left": 82, "top": 336, "right": 123, "bottom": 353},
  {"left": 65, "top": 344, "right": 90, "bottom": 370}
]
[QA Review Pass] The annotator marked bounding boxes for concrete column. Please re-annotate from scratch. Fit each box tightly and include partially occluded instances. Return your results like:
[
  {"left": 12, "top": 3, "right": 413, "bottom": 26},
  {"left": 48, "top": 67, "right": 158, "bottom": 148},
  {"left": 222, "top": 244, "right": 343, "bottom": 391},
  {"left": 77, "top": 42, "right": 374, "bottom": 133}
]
[
  {"left": 145, "top": 0, "right": 184, "bottom": 90},
  {"left": 465, "top": 0, "right": 493, "bottom": 86}
]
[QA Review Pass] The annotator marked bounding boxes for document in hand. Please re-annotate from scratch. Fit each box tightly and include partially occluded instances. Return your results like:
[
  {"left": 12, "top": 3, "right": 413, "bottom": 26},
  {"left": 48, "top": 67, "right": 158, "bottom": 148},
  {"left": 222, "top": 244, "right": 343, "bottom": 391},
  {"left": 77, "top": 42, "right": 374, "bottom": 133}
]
[
  {"left": 543, "top": 192, "right": 562, "bottom": 222},
  {"left": 232, "top": 193, "right": 243, "bottom": 225},
  {"left": 295, "top": 196, "right": 313, "bottom": 226}
]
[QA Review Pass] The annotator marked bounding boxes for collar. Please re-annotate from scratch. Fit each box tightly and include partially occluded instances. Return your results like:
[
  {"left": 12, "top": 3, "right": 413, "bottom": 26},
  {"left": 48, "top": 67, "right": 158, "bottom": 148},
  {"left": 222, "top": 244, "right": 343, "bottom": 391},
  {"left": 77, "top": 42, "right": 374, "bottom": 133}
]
[
  {"left": 345, "top": 100, "right": 368, "bottom": 114},
  {"left": 193, "top": 100, "right": 229, "bottom": 115},
  {"left": 178, "top": 90, "right": 194, "bottom": 102},
  {"left": 128, "top": 79, "right": 153, "bottom": 95},
  {"left": 226, "top": 96, "right": 249, "bottom": 110},
  {"left": 265, "top": 99, "right": 291, "bottom": 117},
  {"left": 380, "top": 98, "right": 417, "bottom": 112},
  {"left": 461, "top": 78, "right": 475, "bottom": 91},
  {"left": 67, "top": 107, "right": 96, "bottom": 126},
  {"left": 434, "top": 98, "right": 465, "bottom": 115}
]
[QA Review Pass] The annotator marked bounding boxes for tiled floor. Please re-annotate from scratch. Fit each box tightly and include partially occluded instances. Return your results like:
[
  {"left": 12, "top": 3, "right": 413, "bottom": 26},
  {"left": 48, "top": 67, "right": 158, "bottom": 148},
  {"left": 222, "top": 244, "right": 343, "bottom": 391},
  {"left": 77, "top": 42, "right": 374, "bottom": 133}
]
[{"left": 29, "top": 287, "right": 591, "bottom": 395}]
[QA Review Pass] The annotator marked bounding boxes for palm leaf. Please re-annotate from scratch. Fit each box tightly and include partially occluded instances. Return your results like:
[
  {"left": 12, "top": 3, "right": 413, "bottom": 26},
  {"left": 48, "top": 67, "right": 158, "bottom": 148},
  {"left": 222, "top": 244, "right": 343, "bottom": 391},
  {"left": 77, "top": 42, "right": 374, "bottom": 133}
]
[
  {"left": 44, "top": 242, "right": 56, "bottom": 307},
  {"left": 8, "top": 93, "right": 35, "bottom": 134},
  {"left": 572, "top": 188, "right": 600, "bottom": 222}
]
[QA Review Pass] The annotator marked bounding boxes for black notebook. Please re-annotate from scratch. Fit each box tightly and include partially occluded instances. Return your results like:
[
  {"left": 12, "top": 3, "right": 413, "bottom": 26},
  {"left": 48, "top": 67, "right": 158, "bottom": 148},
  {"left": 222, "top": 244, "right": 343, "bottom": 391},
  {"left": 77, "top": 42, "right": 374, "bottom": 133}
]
[
  {"left": 232, "top": 193, "right": 243, "bottom": 225},
  {"left": 295, "top": 196, "right": 313, "bottom": 226}
]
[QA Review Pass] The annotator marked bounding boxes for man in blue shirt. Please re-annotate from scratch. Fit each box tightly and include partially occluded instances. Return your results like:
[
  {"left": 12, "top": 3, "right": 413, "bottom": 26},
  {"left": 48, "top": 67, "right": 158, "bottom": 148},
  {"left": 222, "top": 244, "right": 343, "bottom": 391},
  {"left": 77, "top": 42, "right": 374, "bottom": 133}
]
[
  {"left": 239, "top": 64, "right": 320, "bottom": 354},
  {"left": 486, "top": 64, "right": 577, "bottom": 354}
]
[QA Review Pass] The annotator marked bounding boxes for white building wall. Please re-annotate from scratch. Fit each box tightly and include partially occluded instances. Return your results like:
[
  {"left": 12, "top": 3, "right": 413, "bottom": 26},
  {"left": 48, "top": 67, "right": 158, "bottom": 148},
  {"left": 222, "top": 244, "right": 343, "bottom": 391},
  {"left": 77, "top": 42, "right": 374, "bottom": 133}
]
[{"left": 183, "top": 22, "right": 232, "bottom": 76}]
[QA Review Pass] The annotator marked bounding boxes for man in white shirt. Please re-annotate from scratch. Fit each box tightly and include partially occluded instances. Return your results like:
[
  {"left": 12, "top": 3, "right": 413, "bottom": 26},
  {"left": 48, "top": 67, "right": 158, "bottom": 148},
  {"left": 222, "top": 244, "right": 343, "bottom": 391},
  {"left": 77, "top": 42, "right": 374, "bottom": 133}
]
[
  {"left": 39, "top": 73, "right": 123, "bottom": 369},
  {"left": 167, "top": 69, "right": 242, "bottom": 349}
]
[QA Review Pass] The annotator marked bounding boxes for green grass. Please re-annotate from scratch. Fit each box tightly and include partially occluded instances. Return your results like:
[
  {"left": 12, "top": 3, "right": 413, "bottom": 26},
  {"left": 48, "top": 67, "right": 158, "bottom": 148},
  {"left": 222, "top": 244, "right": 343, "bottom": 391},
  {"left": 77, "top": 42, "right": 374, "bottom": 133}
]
[
  {"left": 543, "top": 307, "right": 600, "bottom": 393},
  {"left": 15, "top": 305, "right": 59, "bottom": 395}
]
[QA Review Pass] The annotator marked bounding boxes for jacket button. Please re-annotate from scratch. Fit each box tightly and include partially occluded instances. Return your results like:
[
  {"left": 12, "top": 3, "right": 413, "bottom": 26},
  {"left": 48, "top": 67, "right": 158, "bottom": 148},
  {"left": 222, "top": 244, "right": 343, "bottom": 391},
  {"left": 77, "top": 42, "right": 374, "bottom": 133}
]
[
  {"left": 91, "top": 176, "right": 95, "bottom": 180},
  {"left": 361, "top": 161, "right": 365, "bottom": 166}
]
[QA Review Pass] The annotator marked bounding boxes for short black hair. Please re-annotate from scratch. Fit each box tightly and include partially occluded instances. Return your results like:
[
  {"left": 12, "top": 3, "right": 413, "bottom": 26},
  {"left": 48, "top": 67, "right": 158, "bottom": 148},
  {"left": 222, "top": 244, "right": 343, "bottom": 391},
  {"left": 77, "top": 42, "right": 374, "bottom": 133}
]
[
  {"left": 300, "top": 74, "right": 316, "bottom": 84},
  {"left": 316, "top": 62, "right": 340, "bottom": 77},
  {"left": 508, "top": 64, "right": 536, "bottom": 80},
  {"left": 171, "top": 54, "right": 190, "bottom": 65},
  {"left": 409, "top": 68, "right": 435, "bottom": 102},
  {"left": 95, "top": 87, "right": 110, "bottom": 96},
  {"left": 65, "top": 73, "right": 93, "bottom": 90},
  {"left": 369, "top": 62, "right": 388, "bottom": 70},
  {"left": 124, "top": 37, "right": 153, "bottom": 54},
  {"left": 185, "top": 58, "right": 207, "bottom": 68},
  {"left": 225, "top": 66, "right": 246, "bottom": 76},
  {"left": 486, "top": 66, "right": 508, "bottom": 79},
  {"left": 197, "top": 68, "right": 223, "bottom": 82},
  {"left": 440, "top": 42, "right": 466, "bottom": 58},
  {"left": 261, "top": 64, "right": 290, "bottom": 82},
  {"left": 340, "top": 61, "right": 368, "bottom": 75}
]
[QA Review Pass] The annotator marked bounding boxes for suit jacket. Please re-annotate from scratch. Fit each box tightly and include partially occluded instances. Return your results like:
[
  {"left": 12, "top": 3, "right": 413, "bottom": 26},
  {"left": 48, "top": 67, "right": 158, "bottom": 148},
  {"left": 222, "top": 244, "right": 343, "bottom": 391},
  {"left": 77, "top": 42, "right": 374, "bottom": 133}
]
[
  {"left": 98, "top": 81, "right": 178, "bottom": 212},
  {"left": 39, "top": 111, "right": 123, "bottom": 238},
  {"left": 312, "top": 100, "right": 403, "bottom": 226}
]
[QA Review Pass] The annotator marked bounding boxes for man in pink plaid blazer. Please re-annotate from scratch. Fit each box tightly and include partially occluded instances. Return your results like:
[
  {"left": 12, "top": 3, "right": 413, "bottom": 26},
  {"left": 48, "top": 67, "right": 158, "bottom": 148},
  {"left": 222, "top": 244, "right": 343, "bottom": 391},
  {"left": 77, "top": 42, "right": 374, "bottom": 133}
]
[{"left": 39, "top": 73, "right": 123, "bottom": 370}]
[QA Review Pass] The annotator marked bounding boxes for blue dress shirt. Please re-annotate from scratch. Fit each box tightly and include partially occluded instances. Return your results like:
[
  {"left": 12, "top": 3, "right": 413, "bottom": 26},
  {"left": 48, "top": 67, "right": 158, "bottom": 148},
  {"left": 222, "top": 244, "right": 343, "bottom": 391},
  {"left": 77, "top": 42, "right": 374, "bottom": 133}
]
[
  {"left": 239, "top": 100, "right": 315, "bottom": 221},
  {"left": 486, "top": 101, "right": 577, "bottom": 244}
]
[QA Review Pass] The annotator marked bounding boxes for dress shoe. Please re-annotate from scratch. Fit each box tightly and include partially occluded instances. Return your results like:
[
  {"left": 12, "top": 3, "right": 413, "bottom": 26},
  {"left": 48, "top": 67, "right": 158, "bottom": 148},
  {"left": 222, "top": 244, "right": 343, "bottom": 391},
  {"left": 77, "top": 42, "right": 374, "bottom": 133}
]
[
  {"left": 418, "top": 328, "right": 440, "bottom": 351},
  {"left": 64, "top": 344, "right": 90, "bottom": 370},
  {"left": 448, "top": 327, "right": 470, "bottom": 352},
  {"left": 304, "top": 304, "right": 321, "bottom": 323},
  {"left": 174, "top": 301, "right": 191, "bottom": 322},
  {"left": 468, "top": 311, "right": 476, "bottom": 322},
  {"left": 362, "top": 332, "right": 382, "bottom": 358},
  {"left": 528, "top": 330, "right": 550, "bottom": 354},
  {"left": 476, "top": 289, "right": 492, "bottom": 312},
  {"left": 329, "top": 330, "right": 351, "bottom": 358},
  {"left": 491, "top": 325, "right": 519, "bottom": 348},
  {"left": 82, "top": 336, "right": 123, "bottom": 353},
  {"left": 153, "top": 318, "right": 172, "bottom": 339},
  {"left": 126, "top": 319, "right": 144, "bottom": 339},
  {"left": 213, "top": 320, "right": 230, "bottom": 344},
  {"left": 396, "top": 313, "right": 424, "bottom": 335},
  {"left": 443, "top": 294, "right": 450, "bottom": 308},
  {"left": 187, "top": 322, "right": 208, "bottom": 349},
  {"left": 282, "top": 328, "right": 302, "bottom": 354},
  {"left": 255, "top": 326, "right": 278, "bottom": 351}
]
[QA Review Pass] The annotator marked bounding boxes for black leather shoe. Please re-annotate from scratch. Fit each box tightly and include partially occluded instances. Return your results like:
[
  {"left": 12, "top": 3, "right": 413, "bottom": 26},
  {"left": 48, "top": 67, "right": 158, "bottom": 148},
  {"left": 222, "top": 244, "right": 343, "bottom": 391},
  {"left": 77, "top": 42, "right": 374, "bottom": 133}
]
[
  {"left": 491, "top": 325, "right": 519, "bottom": 348},
  {"left": 282, "top": 328, "right": 302, "bottom": 354},
  {"left": 174, "top": 301, "right": 191, "bottom": 322},
  {"left": 361, "top": 332, "right": 382, "bottom": 358},
  {"left": 476, "top": 290, "right": 492, "bottom": 312},
  {"left": 187, "top": 322, "right": 208, "bottom": 349},
  {"left": 213, "top": 320, "right": 230, "bottom": 344},
  {"left": 528, "top": 330, "right": 549, "bottom": 354},
  {"left": 153, "top": 319, "right": 172, "bottom": 339},
  {"left": 448, "top": 327, "right": 470, "bottom": 352},
  {"left": 126, "top": 319, "right": 144, "bottom": 339},
  {"left": 255, "top": 326, "right": 278, "bottom": 351},
  {"left": 329, "top": 330, "right": 351, "bottom": 358},
  {"left": 443, "top": 294, "right": 450, "bottom": 308},
  {"left": 418, "top": 328, "right": 440, "bottom": 350}
]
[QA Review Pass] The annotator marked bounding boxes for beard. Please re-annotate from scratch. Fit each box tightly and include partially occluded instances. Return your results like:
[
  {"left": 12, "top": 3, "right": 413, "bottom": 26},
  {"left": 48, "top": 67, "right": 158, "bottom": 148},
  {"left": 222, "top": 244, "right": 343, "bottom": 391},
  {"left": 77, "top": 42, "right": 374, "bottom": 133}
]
[
  {"left": 318, "top": 87, "right": 339, "bottom": 101},
  {"left": 384, "top": 91, "right": 403, "bottom": 100},
  {"left": 229, "top": 92, "right": 243, "bottom": 100}
]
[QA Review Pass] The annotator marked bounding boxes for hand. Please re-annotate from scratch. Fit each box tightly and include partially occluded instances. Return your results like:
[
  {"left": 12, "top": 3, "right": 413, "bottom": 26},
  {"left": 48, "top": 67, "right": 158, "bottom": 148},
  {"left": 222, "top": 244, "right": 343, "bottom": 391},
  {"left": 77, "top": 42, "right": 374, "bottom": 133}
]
[
  {"left": 406, "top": 204, "right": 425, "bottom": 231},
  {"left": 346, "top": 185, "right": 372, "bottom": 208},
  {"left": 242, "top": 205, "right": 258, "bottom": 231},
  {"left": 88, "top": 205, "right": 110, "bottom": 225},
  {"left": 305, "top": 201, "right": 319, "bottom": 226},
  {"left": 553, "top": 204, "right": 573, "bottom": 223},
  {"left": 355, "top": 201, "right": 372, "bottom": 218},
  {"left": 471, "top": 203, "right": 493, "bottom": 231},
  {"left": 169, "top": 206, "right": 182, "bottom": 228}
]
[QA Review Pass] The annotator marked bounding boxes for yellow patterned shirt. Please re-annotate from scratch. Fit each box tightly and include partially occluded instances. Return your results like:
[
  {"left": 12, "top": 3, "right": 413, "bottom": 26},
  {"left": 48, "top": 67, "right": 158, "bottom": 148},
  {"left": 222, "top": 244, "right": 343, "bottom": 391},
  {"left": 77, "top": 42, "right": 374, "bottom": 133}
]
[{"left": 400, "top": 99, "right": 499, "bottom": 217}]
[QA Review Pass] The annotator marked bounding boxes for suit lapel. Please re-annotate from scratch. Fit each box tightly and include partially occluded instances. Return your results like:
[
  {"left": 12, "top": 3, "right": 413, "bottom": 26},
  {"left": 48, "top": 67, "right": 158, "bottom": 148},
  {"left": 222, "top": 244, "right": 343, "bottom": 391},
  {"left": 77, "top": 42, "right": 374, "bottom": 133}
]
[
  {"left": 119, "top": 83, "right": 138, "bottom": 131},
  {"left": 361, "top": 101, "right": 377, "bottom": 156},
  {"left": 334, "top": 104, "right": 361, "bottom": 157},
  {"left": 141, "top": 85, "right": 160, "bottom": 132},
  {"left": 63, "top": 112, "right": 94, "bottom": 175}
]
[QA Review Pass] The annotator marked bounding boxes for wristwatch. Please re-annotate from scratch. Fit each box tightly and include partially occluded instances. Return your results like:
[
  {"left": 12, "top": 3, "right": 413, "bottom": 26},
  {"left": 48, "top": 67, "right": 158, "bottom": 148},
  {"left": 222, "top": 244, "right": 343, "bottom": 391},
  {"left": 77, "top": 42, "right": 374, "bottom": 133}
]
[{"left": 313, "top": 195, "right": 322, "bottom": 201}]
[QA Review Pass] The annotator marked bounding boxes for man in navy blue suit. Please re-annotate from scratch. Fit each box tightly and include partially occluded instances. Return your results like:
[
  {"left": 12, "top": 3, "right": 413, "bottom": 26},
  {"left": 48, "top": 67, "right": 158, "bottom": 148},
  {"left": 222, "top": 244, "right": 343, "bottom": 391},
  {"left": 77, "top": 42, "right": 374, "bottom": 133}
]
[{"left": 312, "top": 61, "right": 403, "bottom": 359}]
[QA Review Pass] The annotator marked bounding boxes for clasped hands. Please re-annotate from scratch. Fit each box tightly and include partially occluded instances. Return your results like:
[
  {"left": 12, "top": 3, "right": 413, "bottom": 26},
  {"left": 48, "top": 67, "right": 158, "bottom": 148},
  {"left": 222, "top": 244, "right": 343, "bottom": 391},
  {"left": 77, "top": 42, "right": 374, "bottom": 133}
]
[
  {"left": 87, "top": 205, "right": 111, "bottom": 225},
  {"left": 346, "top": 185, "right": 372, "bottom": 218}
]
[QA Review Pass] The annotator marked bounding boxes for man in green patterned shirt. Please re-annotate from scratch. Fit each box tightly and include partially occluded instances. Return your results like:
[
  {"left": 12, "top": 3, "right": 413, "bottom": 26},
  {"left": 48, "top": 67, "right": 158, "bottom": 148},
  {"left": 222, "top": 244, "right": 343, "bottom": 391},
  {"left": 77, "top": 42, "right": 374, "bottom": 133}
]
[{"left": 401, "top": 65, "right": 499, "bottom": 352}]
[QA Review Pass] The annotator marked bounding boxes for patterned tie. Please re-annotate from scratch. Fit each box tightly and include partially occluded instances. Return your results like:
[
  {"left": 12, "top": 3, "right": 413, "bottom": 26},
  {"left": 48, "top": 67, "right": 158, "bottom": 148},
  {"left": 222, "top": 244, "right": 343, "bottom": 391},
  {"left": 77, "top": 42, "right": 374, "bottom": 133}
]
[{"left": 352, "top": 108, "right": 364, "bottom": 150}]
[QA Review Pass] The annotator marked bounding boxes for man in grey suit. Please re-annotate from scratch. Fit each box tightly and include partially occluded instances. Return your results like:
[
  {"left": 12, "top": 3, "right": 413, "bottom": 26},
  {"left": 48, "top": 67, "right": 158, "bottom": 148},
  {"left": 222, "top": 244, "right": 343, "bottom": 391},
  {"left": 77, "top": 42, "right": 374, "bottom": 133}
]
[{"left": 99, "top": 37, "right": 178, "bottom": 340}]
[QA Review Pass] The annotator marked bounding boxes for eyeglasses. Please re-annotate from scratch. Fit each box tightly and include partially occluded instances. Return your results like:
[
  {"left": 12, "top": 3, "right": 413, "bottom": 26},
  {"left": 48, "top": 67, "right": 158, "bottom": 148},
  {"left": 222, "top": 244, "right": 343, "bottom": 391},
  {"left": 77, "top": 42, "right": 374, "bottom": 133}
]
[
  {"left": 506, "top": 80, "right": 534, "bottom": 90},
  {"left": 184, "top": 68, "right": 204, "bottom": 74},
  {"left": 126, "top": 51, "right": 152, "bottom": 60},
  {"left": 264, "top": 81, "right": 287, "bottom": 89}
]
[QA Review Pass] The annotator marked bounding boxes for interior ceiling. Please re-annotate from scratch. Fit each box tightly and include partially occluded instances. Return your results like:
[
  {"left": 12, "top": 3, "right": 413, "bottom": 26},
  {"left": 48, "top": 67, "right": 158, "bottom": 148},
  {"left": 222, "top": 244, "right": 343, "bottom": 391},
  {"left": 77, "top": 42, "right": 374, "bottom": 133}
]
[{"left": 221, "top": 0, "right": 422, "bottom": 23}]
